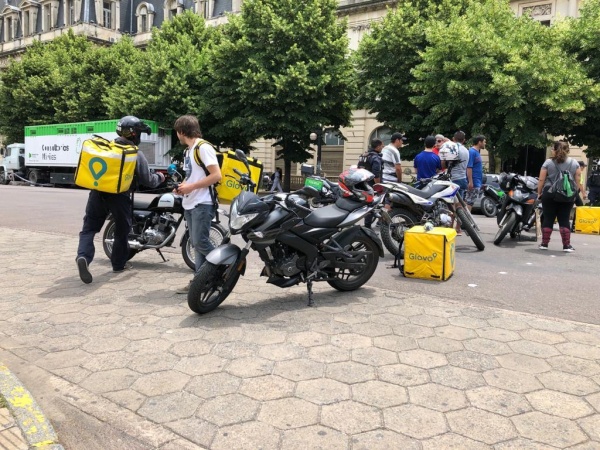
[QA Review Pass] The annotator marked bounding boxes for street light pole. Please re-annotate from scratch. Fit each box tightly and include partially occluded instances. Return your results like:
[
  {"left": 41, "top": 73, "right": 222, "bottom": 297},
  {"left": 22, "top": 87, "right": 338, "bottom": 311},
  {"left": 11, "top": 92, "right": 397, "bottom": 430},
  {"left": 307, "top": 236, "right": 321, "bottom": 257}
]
[{"left": 310, "top": 127, "right": 323, "bottom": 176}]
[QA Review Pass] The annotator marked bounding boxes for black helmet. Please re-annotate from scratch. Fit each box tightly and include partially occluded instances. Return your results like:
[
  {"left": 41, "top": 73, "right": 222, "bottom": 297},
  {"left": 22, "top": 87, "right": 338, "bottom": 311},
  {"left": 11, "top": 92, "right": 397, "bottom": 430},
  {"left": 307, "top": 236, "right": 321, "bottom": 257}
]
[{"left": 116, "top": 116, "right": 151, "bottom": 145}]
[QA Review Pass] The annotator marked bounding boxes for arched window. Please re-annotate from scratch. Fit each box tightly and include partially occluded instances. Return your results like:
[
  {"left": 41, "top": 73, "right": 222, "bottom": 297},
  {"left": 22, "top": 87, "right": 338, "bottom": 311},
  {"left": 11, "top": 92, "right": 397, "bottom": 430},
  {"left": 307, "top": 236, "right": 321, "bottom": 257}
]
[
  {"left": 2, "top": 6, "right": 20, "bottom": 41},
  {"left": 369, "top": 127, "right": 392, "bottom": 146},
  {"left": 136, "top": 2, "right": 155, "bottom": 33},
  {"left": 164, "top": 0, "right": 183, "bottom": 20}
]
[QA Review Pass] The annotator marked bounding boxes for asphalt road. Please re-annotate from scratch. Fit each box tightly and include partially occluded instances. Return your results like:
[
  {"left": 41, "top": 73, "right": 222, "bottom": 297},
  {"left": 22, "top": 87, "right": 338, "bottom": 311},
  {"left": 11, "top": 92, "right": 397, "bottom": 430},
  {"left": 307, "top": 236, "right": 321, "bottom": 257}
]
[{"left": 2, "top": 184, "right": 599, "bottom": 325}]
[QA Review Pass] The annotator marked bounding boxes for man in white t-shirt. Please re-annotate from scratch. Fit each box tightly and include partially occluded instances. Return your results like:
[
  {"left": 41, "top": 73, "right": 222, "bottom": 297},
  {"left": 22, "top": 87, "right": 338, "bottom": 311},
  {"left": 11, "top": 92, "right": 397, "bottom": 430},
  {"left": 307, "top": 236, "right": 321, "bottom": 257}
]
[
  {"left": 381, "top": 132, "right": 407, "bottom": 182},
  {"left": 173, "top": 115, "right": 222, "bottom": 293}
]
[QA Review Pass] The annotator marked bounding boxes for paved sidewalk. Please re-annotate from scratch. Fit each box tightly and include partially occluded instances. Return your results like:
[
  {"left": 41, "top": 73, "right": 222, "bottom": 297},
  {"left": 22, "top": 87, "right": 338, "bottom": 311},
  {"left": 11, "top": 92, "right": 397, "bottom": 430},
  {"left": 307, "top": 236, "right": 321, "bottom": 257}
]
[
  {"left": 1, "top": 226, "right": 599, "bottom": 449},
  {"left": 0, "top": 401, "right": 27, "bottom": 450}
]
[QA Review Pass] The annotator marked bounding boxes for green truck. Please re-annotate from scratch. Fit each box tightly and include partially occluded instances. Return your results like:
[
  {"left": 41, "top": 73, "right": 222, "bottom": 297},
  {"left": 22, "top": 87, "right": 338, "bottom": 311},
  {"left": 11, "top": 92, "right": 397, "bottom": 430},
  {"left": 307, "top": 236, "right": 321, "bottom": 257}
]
[{"left": 0, "top": 119, "right": 172, "bottom": 185}]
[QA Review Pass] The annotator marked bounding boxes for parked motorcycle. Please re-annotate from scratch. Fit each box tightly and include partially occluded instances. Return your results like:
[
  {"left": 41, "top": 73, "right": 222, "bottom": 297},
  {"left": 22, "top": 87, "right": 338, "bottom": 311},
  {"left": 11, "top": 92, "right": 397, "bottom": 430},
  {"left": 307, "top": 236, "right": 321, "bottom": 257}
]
[
  {"left": 303, "top": 175, "right": 341, "bottom": 207},
  {"left": 493, "top": 173, "right": 539, "bottom": 245},
  {"left": 103, "top": 164, "right": 228, "bottom": 270},
  {"left": 186, "top": 157, "right": 385, "bottom": 314},
  {"left": 380, "top": 172, "right": 486, "bottom": 255},
  {"left": 480, "top": 184, "right": 505, "bottom": 218}
]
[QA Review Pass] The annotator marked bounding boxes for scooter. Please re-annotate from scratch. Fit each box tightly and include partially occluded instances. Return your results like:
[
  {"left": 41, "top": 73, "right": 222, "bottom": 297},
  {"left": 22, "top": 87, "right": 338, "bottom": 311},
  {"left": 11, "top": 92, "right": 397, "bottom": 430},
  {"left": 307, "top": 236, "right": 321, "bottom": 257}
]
[{"left": 493, "top": 173, "right": 539, "bottom": 245}]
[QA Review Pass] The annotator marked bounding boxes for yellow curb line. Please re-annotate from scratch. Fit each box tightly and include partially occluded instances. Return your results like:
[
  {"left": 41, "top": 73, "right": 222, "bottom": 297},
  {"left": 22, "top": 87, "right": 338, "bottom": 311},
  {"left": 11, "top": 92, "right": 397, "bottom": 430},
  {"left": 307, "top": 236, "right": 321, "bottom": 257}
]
[{"left": 0, "top": 364, "right": 64, "bottom": 450}]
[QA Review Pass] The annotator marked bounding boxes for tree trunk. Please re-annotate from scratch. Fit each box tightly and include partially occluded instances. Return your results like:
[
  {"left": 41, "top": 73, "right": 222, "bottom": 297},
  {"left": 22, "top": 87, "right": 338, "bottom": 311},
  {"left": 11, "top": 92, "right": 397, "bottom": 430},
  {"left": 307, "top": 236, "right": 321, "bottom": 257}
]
[
  {"left": 284, "top": 158, "right": 292, "bottom": 192},
  {"left": 488, "top": 150, "right": 496, "bottom": 173}
]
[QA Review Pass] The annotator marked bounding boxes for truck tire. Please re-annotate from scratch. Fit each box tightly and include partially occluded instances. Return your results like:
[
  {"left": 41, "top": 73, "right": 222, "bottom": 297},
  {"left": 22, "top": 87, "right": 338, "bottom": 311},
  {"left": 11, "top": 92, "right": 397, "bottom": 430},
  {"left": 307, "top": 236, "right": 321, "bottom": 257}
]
[{"left": 28, "top": 170, "right": 39, "bottom": 184}]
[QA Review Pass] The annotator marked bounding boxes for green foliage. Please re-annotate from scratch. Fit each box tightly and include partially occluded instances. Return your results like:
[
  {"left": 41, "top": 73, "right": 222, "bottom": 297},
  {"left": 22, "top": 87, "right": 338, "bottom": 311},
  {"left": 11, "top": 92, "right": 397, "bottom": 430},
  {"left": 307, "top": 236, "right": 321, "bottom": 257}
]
[{"left": 206, "top": 0, "right": 354, "bottom": 162}]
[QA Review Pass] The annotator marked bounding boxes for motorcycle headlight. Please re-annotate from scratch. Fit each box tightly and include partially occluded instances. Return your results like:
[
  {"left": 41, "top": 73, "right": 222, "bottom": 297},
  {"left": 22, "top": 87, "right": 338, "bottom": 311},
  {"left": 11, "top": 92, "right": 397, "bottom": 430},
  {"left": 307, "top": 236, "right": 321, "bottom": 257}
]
[
  {"left": 511, "top": 189, "right": 525, "bottom": 202},
  {"left": 229, "top": 201, "right": 258, "bottom": 232}
]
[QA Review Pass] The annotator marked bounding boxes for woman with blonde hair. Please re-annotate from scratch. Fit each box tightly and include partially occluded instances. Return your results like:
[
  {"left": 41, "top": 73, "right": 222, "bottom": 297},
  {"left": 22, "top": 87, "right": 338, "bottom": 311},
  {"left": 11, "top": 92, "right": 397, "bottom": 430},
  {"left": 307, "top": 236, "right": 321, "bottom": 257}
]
[{"left": 537, "top": 141, "right": 581, "bottom": 252}]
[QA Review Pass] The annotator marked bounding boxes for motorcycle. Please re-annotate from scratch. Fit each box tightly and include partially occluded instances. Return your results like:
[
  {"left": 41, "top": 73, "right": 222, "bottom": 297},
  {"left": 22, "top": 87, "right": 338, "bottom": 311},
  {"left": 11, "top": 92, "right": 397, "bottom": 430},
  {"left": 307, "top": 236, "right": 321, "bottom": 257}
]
[
  {"left": 186, "top": 153, "right": 385, "bottom": 315},
  {"left": 379, "top": 172, "right": 486, "bottom": 255},
  {"left": 493, "top": 173, "right": 539, "bottom": 245},
  {"left": 102, "top": 164, "right": 228, "bottom": 270},
  {"left": 480, "top": 184, "right": 505, "bottom": 218},
  {"left": 303, "top": 175, "right": 341, "bottom": 207}
]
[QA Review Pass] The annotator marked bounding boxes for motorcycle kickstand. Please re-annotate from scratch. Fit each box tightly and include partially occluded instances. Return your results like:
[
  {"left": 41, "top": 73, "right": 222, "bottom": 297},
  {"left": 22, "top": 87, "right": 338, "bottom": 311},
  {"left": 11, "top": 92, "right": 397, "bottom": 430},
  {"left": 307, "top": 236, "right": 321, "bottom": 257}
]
[
  {"left": 306, "top": 279, "right": 315, "bottom": 307},
  {"left": 155, "top": 248, "right": 169, "bottom": 263}
]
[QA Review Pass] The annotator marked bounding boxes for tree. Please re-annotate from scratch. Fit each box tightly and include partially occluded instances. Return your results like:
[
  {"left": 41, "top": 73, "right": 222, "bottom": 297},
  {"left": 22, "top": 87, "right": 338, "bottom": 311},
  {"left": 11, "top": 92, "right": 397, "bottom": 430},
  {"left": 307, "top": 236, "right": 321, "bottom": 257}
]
[
  {"left": 561, "top": 0, "right": 600, "bottom": 158},
  {"left": 411, "top": 0, "right": 597, "bottom": 160},
  {"left": 206, "top": 0, "right": 354, "bottom": 189}
]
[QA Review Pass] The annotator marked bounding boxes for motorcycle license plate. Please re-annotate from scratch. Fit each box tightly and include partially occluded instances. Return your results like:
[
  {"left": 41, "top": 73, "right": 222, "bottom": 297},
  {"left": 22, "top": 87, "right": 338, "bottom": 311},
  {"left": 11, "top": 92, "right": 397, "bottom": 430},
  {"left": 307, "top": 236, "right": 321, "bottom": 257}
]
[{"left": 305, "top": 177, "right": 324, "bottom": 190}]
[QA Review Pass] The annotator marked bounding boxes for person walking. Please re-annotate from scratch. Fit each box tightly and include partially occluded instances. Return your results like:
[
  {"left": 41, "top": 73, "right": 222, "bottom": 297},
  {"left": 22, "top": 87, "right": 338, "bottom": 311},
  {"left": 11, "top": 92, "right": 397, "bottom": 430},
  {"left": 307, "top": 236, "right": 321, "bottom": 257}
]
[
  {"left": 381, "top": 132, "right": 407, "bottom": 182},
  {"left": 537, "top": 141, "right": 581, "bottom": 252},
  {"left": 270, "top": 168, "right": 284, "bottom": 193},
  {"left": 174, "top": 115, "right": 222, "bottom": 293},
  {"left": 76, "top": 116, "right": 165, "bottom": 284},
  {"left": 414, "top": 135, "right": 441, "bottom": 181},
  {"left": 466, "top": 135, "right": 486, "bottom": 212}
]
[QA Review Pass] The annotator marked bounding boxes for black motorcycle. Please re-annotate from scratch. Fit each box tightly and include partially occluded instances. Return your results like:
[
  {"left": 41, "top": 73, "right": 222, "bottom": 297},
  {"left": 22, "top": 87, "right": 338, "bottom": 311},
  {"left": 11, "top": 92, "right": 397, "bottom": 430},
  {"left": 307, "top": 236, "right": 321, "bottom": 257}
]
[
  {"left": 187, "top": 152, "right": 385, "bottom": 314},
  {"left": 303, "top": 175, "right": 341, "bottom": 207},
  {"left": 102, "top": 165, "right": 228, "bottom": 270},
  {"left": 493, "top": 173, "right": 539, "bottom": 245}
]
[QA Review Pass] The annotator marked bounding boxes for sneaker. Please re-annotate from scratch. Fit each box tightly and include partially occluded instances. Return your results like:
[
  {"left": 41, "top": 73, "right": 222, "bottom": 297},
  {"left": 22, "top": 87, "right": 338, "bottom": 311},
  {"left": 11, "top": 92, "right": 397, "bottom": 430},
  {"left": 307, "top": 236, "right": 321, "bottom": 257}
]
[
  {"left": 563, "top": 245, "right": 575, "bottom": 252},
  {"left": 113, "top": 262, "right": 133, "bottom": 273},
  {"left": 176, "top": 281, "right": 191, "bottom": 294},
  {"left": 77, "top": 257, "right": 93, "bottom": 284},
  {"left": 538, "top": 244, "right": 548, "bottom": 250}
]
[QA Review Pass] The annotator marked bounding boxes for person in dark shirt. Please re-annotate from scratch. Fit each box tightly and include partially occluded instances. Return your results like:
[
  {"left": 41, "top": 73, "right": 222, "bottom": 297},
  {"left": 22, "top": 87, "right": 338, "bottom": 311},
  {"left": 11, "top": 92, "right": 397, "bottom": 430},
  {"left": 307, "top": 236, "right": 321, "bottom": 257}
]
[
  {"left": 414, "top": 135, "right": 441, "bottom": 181},
  {"left": 361, "top": 139, "right": 383, "bottom": 228}
]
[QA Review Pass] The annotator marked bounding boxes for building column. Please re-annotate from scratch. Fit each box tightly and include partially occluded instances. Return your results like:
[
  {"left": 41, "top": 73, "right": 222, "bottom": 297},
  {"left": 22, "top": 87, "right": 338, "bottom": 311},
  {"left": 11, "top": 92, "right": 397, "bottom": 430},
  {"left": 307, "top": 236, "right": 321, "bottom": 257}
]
[{"left": 568, "top": 0, "right": 578, "bottom": 17}]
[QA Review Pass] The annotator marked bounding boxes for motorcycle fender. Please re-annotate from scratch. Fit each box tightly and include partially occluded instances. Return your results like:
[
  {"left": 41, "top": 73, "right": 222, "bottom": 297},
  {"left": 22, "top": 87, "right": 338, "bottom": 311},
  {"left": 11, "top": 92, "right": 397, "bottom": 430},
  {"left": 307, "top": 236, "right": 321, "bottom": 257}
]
[
  {"left": 507, "top": 204, "right": 523, "bottom": 217},
  {"left": 206, "top": 243, "right": 241, "bottom": 266},
  {"left": 335, "top": 226, "right": 384, "bottom": 257}
]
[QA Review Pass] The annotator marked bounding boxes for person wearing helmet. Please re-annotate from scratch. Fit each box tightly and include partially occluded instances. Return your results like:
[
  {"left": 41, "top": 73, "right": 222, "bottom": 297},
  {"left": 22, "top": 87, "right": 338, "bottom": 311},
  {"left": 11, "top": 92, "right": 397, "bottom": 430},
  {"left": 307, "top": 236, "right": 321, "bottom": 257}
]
[{"left": 75, "top": 116, "right": 165, "bottom": 284}]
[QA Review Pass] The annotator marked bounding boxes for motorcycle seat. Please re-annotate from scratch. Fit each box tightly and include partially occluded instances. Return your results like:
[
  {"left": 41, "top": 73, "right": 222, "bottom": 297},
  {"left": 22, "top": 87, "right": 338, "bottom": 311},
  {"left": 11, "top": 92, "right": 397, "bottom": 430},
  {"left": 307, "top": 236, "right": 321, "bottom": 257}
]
[
  {"left": 133, "top": 198, "right": 153, "bottom": 209},
  {"left": 303, "top": 204, "right": 353, "bottom": 228},
  {"left": 403, "top": 183, "right": 447, "bottom": 199}
]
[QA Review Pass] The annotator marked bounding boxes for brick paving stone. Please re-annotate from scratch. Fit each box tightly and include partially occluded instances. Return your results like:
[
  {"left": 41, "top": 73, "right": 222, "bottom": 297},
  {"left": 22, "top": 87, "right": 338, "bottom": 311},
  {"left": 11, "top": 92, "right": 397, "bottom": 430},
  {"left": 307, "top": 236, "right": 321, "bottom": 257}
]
[
  {"left": 525, "top": 317, "right": 575, "bottom": 333},
  {"left": 512, "top": 411, "right": 588, "bottom": 447},
  {"left": 175, "top": 355, "right": 228, "bottom": 376},
  {"left": 103, "top": 389, "right": 146, "bottom": 411},
  {"left": 378, "top": 363, "right": 430, "bottom": 387},
  {"left": 447, "top": 350, "right": 500, "bottom": 372},
  {"left": 287, "top": 331, "right": 329, "bottom": 348},
  {"left": 196, "top": 393, "right": 259, "bottom": 427},
  {"left": 519, "top": 328, "right": 566, "bottom": 344},
  {"left": 369, "top": 313, "right": 410, "bottom": 327},
  {"left": 131, "top": 370, "right": 191, "bottom": 397},
  {"left": 226, "top": 356, "right": 274, "bottom": 378},
  {"left": 409, "top": 383, "right": 468, "bottom": 412},
  {"left": 476, "top": 327, "right": 521, "bottom": 342},
  {"left": 496, "top": 353, "right": 552, "bottom": 374},
  {"left": 526, "top": 389, "right": 594, "bottom": 419},
  {"left": 564, "top": 331, "right": 600, "bottom": 346},
  {"left": 296, "top": 378, "right": 350, "bottom": 405},
  {"left": 494, "top": 438, "right": 557, "bottom": 449},
  {"left": 508, "top": 340, "right": 561, "bottom": 358},
  {"left": 210, "top": 341, "right": 257, "bottom": 359},
  {"left": 350, "top": 429, "right": 421, "bottom": 450},
  {"left": 38, "top": 348, "right": 92, "bottom": 370},
  {"left": 429, "top": 365, "right": 486, "bottom": 390},
  {"left": 448, "top": 315, "right": 489, "bottom": 329},
  {"left": 578, "top": 414, "right": 600, "bottom": 441},
  {"left": 184, "top": 373, "right": 241, "bottom": 399},
  {"left": 351, "top": 380, "right": 408, "bottom": 408},
  {"left": 330, "top": 333, "right": 372, "bottom": 350},
  {"left": 464, "top": 338, "right": 512, "bottom": 356},
  {"left": 392, "top": 323, "right": 435, "bottom": 339},
  {"left": 257, "top": 343, "right": 305, "bottom": 361},
  {"left": 326, "top": 361, "right": 376, "bottom": 384},
  {"left": 273, "top": 359, "right": 324, "bottom": 381},
  {"left": 537, "top": 371, "right": 600, "bottom": 396},
  {"left": 466, "top": 386, "right": 532, "bottom": 416},
  {"left": 165, "top": 417, "right": 218, "bottom": 448},
  {"left": 351, "top": 347, "right": 398, "bottom": 366},
  {"left": 168, "top": 340, "right": 213, "bottom": 357},
  {"left": 397, "top": 349, "right": 447, "bottom": 369},
  {"left": 307, "top": 345, "right": 350, "bottom": 364},
  {"left": 211, "top": 422, "right": 281, "bottom": 450},
  {"left": 80, "top": 368, "right": 139, "bottom": 394},
  {"left": 258, "top": 398, "right": 319, "bottom": 430},
  {"left": 0, "top": 425, "right": 27, "bottom": 450},
  {"left": 388, "top": 305, "right": 424, "bottom": 317},
  {"left": 547, "top": 355, "right": 600, "bottom": 377},
  {"left": 484, "top": 368, "right": 543, "bottom": 393},
  {"left": 447, "top": 407, "right": 517, "bottom": 444},
  {"left": 321, "top": 401, "right": 381, "bottom": 434},
  {"left": 557, "top": 342, "right": 600, "bottom": 360},
  {"left": 129, "top": 353, "right": 180, "bottom": 374},
  {"left": 333, "top": 312, "right": 369, "bottom": 325},
  {"left": 384, "top": 404, "right": 447, "bottom": 439},
  {"left": 350, "top": 323, "right": 393, "bottom": 337},
  {"left": 138, "top": 391, "right": 201, "bottom": 424},
  {"left": 239, "top": 375, "right": 295, "bottom": 401},
  {"left": 587, "top": 392, "right": 600, "bottom": 413},
  {"left": 409, "top": 314, "right": 449, "bottom": 328},
  {"left": 418, "top": 336, "right": 465, "bottom": 353},
  {"left": 422, "top": 433, "right": 490, "bottom": 450},
  {"left": 280, "top": 425, "right": 348, "bottom": 450},
  {"left": 435, "top": 325, "right": 478, "bottom": 341}
]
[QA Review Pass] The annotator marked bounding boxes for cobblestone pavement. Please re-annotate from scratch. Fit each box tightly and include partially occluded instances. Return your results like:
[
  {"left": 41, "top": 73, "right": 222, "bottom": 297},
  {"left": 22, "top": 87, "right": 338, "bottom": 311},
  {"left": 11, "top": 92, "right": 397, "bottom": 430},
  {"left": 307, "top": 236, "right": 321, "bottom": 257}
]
[{"left": 1, "top": 226, "right": 600, "bottom": 449}]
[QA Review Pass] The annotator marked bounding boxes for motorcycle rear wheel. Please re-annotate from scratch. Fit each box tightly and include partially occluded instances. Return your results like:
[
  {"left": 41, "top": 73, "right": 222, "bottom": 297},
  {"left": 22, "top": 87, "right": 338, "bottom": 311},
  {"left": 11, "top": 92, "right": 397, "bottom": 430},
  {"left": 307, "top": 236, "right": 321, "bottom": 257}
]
[
  {"left": 181, "top": 223, "right": 228, "bottom": 271},
  {"left": 380, "top": 208, "right": 419, "bottom": 255},
  {"left": 188, "top": 262, "right": 242, "bottom": 314},
  {"left": 102, "top": 220, "right": 139, "bottom": 261},
  {"left": 494, "top": 212, "right": 517, "bottom": 246},
  {"left": 456, "top": 208, "right": 485, "bottom": 251},
  {"left": 481, "top": 197, "right": 498, "bottom": 218},
  {"left": 327, "top": 233, "right": 380, "bottom": 291}
]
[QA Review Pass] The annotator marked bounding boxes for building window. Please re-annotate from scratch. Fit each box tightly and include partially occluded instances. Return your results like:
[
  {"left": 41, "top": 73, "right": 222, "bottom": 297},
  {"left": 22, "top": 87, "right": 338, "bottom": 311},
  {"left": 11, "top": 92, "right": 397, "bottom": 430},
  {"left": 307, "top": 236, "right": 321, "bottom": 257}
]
[
  {"left": 165, "top": 0, "right": 182, "bottom": 20},
  {"left": 519, "top": 1, "right": 553, "bottom": 25},
  {"left": 23, "top": 11, "right": 30, "bottom": 36},
  {"left": 6, "top": 17, "right": 14, "bottom": 40},
  {"left": 136, "top": 3, "right": 155, "bottom": 33},
  {"left": 324, "top": 130, "right": 344, "bottom": 146},
  {"left": 66, "top": 0, "right": 75, "bottom": 25},
  {"left": 369, "top": 127, "right": 392, "bottom": 146},
  {"left": 103, "top": 1, "right": 112, "bottom": 28},
  {"left": 43, "top": 3, "right": 52, "bottom": 31},
  {"left": 212, "top": 0, "right": 232, "bottom": 17}
]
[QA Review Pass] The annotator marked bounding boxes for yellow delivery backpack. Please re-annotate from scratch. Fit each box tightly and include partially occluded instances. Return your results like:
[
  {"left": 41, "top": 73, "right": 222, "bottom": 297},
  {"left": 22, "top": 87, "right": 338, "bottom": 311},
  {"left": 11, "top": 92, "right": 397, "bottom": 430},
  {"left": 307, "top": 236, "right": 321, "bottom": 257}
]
[
  {"left": 75, "top": 136, "right": 138, "bottom": 194},
  {"left": 404, "top": 226, "right": 456, "bottom": 281}
]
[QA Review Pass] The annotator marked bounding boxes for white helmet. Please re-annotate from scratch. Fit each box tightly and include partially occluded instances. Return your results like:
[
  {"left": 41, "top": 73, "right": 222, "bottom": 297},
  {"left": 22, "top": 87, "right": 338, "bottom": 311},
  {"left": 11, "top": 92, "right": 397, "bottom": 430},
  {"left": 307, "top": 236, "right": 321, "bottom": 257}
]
[{"left": 438, "top": 142, "right": 460, "bottom": 161}]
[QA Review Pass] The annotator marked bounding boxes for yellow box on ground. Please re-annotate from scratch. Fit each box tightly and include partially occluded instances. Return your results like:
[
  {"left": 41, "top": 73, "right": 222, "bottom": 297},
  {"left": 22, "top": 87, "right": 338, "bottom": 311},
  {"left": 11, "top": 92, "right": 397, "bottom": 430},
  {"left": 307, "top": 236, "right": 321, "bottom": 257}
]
[
  {"left": 574, "top": 206, "right": 600, "bottom": 235},
  {"left": 404, "top": 226, "right": 456, "bottom": 281},
  {"left": 216, "top": 151, "right": 263, "bottom": 203}
]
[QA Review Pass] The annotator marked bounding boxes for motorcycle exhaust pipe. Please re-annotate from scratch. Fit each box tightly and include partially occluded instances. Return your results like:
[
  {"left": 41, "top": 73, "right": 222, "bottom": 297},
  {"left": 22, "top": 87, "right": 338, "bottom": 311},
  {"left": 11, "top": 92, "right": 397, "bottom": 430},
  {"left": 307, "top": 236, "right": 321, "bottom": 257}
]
[{"left": 104, "top": 226, "right": 178, "bottom": 250}]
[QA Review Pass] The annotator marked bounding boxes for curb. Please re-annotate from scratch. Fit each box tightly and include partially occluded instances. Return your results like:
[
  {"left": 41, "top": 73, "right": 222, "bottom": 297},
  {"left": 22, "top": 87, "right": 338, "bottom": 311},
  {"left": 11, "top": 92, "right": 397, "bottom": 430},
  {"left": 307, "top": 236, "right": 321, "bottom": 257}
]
[{"left": 0, "top": 363, "right": 64, "bottom": 450}]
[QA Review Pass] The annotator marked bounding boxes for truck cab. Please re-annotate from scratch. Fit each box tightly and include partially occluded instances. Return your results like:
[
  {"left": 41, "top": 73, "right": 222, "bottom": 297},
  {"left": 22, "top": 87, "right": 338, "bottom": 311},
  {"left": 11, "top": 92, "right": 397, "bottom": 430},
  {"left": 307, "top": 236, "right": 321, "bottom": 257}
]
[{"left": 0, "top": 143, "right": 25, "bottom": 184}]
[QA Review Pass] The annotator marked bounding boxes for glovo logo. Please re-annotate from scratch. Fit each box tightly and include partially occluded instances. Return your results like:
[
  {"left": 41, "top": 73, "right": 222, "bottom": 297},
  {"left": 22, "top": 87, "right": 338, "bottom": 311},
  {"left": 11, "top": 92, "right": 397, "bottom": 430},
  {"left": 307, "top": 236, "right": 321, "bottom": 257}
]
[
  {"left": 226, "top": 179, "right": 241, "bottom": 190},
  {"left": 409, "top": 252, "right": 438, "bottom": 262},
  {"left": 88, "top": 157, "right": 108, "bottom": 186},
  {"left": 579, "top": 218, "right": 598, "bottom": 224}
]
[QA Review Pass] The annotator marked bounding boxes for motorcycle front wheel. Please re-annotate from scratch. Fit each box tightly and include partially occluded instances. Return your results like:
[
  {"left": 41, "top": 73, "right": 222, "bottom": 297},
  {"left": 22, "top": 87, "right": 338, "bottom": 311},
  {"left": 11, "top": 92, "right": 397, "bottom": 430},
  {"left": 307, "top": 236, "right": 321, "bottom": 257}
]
[
  {"left": 188, "top": 261, "right": 243, "bottom": 314},
  {"left": 494, "top": 212, "right": 517, "bottom": 246},
  {"left": 102, "top": 220, "right": 139, "bottom": 261},
  {"left": 327, "top": 233, "right": 380, "bottom": 291},
  {"left": 380, "top": 208, "right": 419, "bottom": 255},
  {"left": 481, "top": 197, "right": 498, "bottom": 218},
  {"left": 181, "top": 223, "right": 228, "bottom": 271},
  {"left": 456, "top": 208, "right": 485, "bottom": 251}
]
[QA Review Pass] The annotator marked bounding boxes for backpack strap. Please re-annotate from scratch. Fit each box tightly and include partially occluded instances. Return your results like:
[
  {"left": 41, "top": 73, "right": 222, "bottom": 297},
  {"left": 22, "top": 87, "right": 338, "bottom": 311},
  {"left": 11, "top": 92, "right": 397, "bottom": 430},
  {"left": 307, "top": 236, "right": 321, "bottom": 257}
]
[{"left": 191, "top": 139, "right": 219, "bottom": 208}]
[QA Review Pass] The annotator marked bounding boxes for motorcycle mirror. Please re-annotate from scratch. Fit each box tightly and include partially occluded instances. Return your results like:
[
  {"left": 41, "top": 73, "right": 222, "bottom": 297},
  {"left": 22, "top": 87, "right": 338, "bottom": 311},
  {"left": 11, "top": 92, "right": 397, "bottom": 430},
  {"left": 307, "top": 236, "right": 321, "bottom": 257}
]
[
  {"left": 167, "top": 163, "right": 177, "bottom": 175},
  {"left": 234, "top": 149, "right": 251, "bottom": 173}
]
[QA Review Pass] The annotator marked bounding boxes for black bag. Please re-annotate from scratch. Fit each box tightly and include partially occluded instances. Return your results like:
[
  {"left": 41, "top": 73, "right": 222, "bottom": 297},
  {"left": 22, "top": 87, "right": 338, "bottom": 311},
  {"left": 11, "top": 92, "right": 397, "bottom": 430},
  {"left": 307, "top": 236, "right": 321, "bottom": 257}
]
[
  {"left": 357, "top": 151, "right": 373, "bottom": 172},
  {"left": 547, "top": 160, "right": 577, "bottom": 202},
  {"left": 588, "top": 171, "right": 600, "bottom": 187}
]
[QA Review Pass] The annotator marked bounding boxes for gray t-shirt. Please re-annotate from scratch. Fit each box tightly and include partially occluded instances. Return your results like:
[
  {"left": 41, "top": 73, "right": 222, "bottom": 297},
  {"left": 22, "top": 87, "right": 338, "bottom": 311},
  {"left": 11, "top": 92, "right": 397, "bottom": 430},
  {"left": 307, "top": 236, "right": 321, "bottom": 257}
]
[
  {"left": 541, "top": 157, "right": 578, "bottom": 190},
  {"left": 381, "top": 144, "right": 401, "bottom": 181},
  {"left": 449, "top": 143, "right": 469, "bottom": 181}
]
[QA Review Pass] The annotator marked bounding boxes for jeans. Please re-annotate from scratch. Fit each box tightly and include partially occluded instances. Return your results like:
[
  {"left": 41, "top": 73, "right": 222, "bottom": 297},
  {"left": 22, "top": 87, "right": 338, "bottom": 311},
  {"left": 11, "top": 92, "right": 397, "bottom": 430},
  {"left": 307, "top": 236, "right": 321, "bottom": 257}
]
[
  {"left": 453, "top": 178, "right": 468, "bottom": 200},
  {"left": 77, "top": 191, "right": 132, "bottom": 271},
  {"left": 184, "top": 203, "right": 216, "bottom": 273}
]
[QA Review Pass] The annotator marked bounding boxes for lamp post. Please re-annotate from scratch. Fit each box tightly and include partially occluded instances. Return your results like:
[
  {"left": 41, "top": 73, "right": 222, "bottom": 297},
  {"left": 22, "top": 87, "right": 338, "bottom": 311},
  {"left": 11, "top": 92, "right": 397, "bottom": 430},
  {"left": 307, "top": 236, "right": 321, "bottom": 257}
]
[{"left": 310, "top": 127, "right": 323, "bottom": 176}]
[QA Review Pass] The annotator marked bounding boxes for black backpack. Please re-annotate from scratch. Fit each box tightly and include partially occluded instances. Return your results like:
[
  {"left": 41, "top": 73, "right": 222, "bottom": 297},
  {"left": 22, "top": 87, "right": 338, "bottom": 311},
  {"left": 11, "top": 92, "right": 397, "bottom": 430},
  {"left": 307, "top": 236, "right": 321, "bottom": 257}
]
[
  {"left": 588, "top": 170, "right": 600, "bottom": 187},
  {"left": 547, "top": 160, "right": 578, "bottom": 202},
  {"left": 357, "top": 151, "right": 373, "bottom": 172}
]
